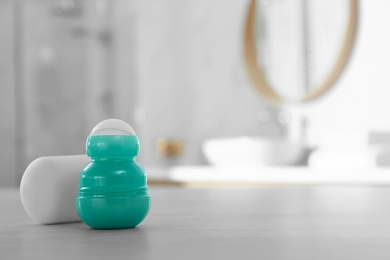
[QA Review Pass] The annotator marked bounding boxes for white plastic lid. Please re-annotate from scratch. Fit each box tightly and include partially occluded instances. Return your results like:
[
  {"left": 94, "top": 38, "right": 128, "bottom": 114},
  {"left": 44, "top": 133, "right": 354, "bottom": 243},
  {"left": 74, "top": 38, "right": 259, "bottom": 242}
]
[{"left": 90, "top": 119, "right": 136, "bottom": 136}]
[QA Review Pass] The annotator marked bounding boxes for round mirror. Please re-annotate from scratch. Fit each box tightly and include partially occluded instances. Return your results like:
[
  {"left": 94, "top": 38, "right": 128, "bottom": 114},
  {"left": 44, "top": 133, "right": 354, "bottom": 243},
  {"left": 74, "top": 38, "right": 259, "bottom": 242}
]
[{"left": 243, "top": 0, "right": 358, "bottom": 105}]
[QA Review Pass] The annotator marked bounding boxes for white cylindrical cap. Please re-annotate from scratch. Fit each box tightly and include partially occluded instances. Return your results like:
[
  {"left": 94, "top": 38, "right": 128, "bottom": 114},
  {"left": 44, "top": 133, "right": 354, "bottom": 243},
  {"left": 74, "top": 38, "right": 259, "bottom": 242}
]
[
  {"left": 90, "top": 119, "right": 136, "bottom": 136},
  {"left": 20, "top": 155, "right": 90, "bottom": 224}
]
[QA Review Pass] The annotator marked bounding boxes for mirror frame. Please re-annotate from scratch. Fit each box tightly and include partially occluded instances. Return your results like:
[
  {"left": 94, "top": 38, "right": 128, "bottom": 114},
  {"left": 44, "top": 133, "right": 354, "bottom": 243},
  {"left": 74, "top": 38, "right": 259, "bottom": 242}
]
[{"left": 243, "top": 0, "right": 359, "bottom": 105}]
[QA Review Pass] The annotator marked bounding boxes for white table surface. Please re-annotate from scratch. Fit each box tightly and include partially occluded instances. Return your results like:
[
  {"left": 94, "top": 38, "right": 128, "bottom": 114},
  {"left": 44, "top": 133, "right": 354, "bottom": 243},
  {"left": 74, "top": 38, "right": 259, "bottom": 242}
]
[{"left": 2, "top": 186, "right": 390, "bottom": 259}]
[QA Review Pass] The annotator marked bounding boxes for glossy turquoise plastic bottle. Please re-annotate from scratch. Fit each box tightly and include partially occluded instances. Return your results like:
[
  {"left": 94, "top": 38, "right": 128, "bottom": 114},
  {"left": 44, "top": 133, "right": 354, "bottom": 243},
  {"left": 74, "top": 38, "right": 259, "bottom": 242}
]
[{"left": 76, "top": 120, "right": 151, "bottom": 229}]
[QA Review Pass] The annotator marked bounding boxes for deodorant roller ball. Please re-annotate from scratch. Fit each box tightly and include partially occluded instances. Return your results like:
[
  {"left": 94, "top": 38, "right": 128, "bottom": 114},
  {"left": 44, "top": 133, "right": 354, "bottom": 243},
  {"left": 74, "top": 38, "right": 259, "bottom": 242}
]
[{"left": 76, "top": 119, "right": 151, "bottom": 229}]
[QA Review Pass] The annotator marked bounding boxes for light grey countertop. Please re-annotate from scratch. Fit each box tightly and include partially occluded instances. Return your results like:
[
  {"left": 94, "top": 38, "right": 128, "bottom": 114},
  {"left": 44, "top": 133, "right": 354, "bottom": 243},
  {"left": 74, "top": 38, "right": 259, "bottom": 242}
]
[{"left": 2, "top": 186, "right": 390, "bottom": 259}]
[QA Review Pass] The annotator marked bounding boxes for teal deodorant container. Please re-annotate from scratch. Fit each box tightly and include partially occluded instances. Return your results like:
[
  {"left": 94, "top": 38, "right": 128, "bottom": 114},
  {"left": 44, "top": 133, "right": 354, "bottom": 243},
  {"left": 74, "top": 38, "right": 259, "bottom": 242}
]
[{"left": 76, "top": 119, "right": 151, "bottom": 229}]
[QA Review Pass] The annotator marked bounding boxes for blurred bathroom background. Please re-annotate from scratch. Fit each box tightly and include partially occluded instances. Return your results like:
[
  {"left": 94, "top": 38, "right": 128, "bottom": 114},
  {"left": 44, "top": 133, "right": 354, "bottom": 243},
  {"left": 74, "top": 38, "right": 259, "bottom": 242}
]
[{"left": 2, "top": 0, "right": 390, "bottom": 187}]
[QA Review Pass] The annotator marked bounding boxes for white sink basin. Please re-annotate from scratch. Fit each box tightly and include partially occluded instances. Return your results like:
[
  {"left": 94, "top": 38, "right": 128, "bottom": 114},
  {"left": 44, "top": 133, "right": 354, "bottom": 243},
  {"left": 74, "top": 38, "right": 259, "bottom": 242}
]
[{"left": 202, "top": 137, "right": 314, "bottom": 167}]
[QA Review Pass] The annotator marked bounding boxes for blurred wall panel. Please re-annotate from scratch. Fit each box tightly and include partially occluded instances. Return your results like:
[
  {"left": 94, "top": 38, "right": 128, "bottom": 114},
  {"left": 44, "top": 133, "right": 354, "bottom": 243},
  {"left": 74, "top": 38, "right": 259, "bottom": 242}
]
[
  {"left": 19, "top": 0, "right": 139, "bottom": 184},
  {"left": 83, "top": 0, "right": 115, "bottom": 127},
  {"left": 22, "top": 0, "right": 89, "bottom": 180},
  {"left": 83, "top": 0, "right": 138, "bottom": 128},
  {"left": 0, "top": 0, "right": 15, "bottom": 186},
  {"left": 111, "top": 0, "right": 138, "bottom": 125},
  {"left": 306, "top": 0, "right": 390, "bottom": 148}
]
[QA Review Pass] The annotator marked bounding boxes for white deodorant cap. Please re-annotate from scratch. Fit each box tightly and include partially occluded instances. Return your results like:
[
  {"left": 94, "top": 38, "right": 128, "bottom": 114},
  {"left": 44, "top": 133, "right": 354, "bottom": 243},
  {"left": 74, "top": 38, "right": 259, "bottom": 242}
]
[
  {"left": 90, "top": 119, "right": 136, "bottom": 136},
  {"left": 20, "top": 155, "right": 90, "bottom": 224}
]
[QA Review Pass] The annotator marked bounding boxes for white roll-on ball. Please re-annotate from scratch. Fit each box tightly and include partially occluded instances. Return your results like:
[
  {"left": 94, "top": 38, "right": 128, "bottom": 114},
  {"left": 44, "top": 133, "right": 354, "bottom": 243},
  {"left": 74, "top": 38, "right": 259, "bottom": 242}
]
[{"left": 90, "top": 119, "right": 136, "bottom": 136}]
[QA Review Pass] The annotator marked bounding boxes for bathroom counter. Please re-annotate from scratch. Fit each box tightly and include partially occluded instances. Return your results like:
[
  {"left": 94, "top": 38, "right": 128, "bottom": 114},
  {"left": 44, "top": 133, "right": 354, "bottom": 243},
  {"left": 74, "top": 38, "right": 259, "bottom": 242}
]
[
  {"left": 147, "top": 166, "right": 390, "bottom": 186},
  {"left": 2, "top": 186, "right": 390, "bottom": 259}
]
